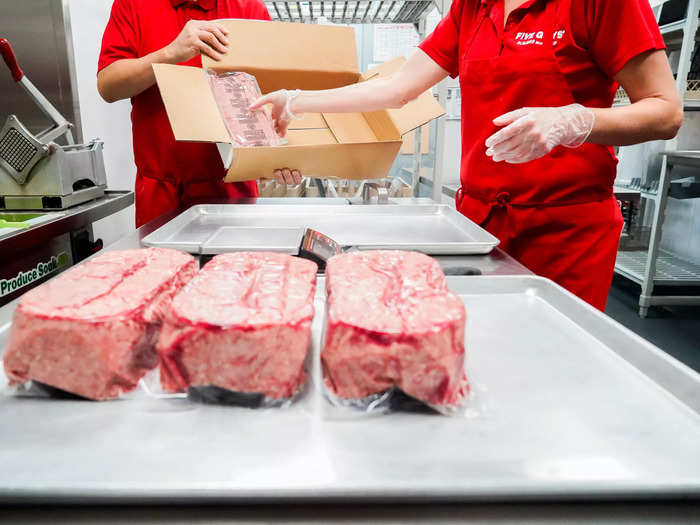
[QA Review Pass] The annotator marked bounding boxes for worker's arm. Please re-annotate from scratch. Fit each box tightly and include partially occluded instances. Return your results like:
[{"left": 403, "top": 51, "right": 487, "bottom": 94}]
[
  {"left": 590, "top": 50, "right": 683, "bottom": 144},
  {"left": 485, "top": 50, "right": 683, "bottom": 163},
  {"left": 250, "top": 49, "right": 449, "bottom": 137},
  {"left": 97, "top": 20, "right": 229, "bottom": 103}
]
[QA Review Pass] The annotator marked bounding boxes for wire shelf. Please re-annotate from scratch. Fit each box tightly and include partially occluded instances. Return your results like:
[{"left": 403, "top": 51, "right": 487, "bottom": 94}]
[
  {"left": 265, "top": 1, "right": 435, "bottom": 24},
  {"left": 686, "top": 79, "right": 700, "bottom": 99},
  {"left": 615, "top": 250, "right": 700, "bottom": 286}
]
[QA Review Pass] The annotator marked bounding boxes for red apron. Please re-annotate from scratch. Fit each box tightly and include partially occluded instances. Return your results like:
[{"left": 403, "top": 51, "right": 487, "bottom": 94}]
[{"left": 455, "top": 0, "right": 623, "bottom": 311}]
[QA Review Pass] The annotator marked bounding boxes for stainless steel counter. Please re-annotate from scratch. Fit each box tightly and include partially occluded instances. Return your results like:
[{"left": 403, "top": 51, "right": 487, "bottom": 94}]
[{"left": 9, "top": 200, "right": 694, "bottom": 522}]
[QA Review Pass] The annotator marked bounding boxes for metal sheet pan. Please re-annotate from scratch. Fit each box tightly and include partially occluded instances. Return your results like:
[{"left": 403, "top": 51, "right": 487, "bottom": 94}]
[
  {"left": 141, "top": 204, "right": 501, "bottom": 255},
  {"left": 0, "top": 276, "right": 699, "bottom": 504}
]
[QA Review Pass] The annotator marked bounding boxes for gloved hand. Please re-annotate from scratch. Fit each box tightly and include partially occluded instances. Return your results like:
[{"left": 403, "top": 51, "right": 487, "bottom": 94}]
[
  {"left": 485, "top": 104, "right": 595, "bottom": 164},
  {"left": 249, "top": 89, "right": 302, "bottom": 138},
  {"left": 250, "top": 90, "right": 304, "bottom": 184}
]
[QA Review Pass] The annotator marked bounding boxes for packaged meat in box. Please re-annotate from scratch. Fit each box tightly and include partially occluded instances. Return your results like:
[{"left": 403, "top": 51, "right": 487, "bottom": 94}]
[
  {"left": 3, "top": 248, "right": 197, "bottom": 400},
  {"left": 158, "top": 252, "right": 317, "bottom": 404},
  {"left": 207, "top": 70, "right": 284, "bottom": 147},
  {"left": 322, "top": 250, "right": 468, "bottom": 414}
]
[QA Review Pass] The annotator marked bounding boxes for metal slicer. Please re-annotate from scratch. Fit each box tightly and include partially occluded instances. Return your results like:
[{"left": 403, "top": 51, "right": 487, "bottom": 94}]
[{"left": 0, "top": 38, "right": 106, "bottom": 210}]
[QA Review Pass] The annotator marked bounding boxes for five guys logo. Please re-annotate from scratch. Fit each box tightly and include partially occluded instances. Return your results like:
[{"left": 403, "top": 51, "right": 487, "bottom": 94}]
[{"left": 515, "top": 29, "right": 566, "bottom": 47}]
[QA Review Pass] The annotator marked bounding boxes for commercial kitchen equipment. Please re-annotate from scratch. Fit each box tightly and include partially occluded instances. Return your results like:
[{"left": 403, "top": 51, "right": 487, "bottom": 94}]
[
  {"left": 0, "top": 38, "right": 106, "bottom": 210},
  {"left": 0, "top": 191, "right": 134, "bottom": 307}
]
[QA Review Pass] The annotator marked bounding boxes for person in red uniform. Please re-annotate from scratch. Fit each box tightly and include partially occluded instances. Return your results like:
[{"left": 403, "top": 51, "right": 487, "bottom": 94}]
[
  {"left": 98, "top": 0, "right": 278, "bottom": 228},
  {"left": 252, "top": 0, "right": 682, "bottom": 311}
]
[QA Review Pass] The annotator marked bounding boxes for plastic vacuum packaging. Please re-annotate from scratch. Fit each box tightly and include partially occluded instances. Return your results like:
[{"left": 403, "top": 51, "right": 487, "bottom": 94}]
[
  {"left": 206, "top": 69, "right": 285, "bottom": 147},
  {"left": 321, "top": 250, "right": 470, "bottom": 415},
  {"left": 2, "top": 248, "right": 197, "bottom": 401},
  {"left": 157, "top": 252, "right": 317, "bottom": 407}
]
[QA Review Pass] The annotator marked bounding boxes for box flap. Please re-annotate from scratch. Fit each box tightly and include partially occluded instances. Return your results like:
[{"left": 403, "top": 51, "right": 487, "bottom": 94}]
[
  {"left": 361, "top": 56, "right": 445, "bottom": 136},
  {"left": 322, "top": 113, "right": 377, "bottom": 144},
  {"left": 360, "top": 56, "right": 406, "bottom": 81},
  {"left": 401, "top": 124, "right": 430, "bottom": 154},
  {"left": 153, "top": 64, "right": 229, "bottom": 143},
  {"left": 203, "top": 20, "right": 360, "bottom": 92},
  {"left": 388, "top": 92, "right": 444, "bottom": 136},
  {"left": 363, "top": 110, "right": 400, "bottom": 141},
  {"left": 288, "top": 113, "right": 327, "bottom": 130},
  {"left": 285, "top": 129, "right": 337, "bottom": 146}
]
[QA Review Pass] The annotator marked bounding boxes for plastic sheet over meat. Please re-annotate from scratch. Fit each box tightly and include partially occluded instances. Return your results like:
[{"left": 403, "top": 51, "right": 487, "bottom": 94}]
[
  {"left": 321, "top": 250, "right": 469, "bottom": 415},
  {"left": 2, "top": 248, "right": 197, "bottom": 401},
  {"left": 206, "top": 70, "right": 285, "bottom": 147},
  {"left": 157, "top": 252, "right": 317, "bottom": 406}
]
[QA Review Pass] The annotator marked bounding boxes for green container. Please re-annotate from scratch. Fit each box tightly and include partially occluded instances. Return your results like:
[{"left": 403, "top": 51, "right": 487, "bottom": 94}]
[{"left": 0, "top": 212, "right": 45, "bottom": 229}]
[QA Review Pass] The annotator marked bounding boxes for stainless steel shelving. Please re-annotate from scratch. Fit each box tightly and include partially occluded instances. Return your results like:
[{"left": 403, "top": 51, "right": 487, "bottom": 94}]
[
  {"left": 614, "top": 0, "right": 700, "bottom": 317},
  {"left": 616, "top": 250, "right": 700, "bottom": 287},
  {"left": 264, "top": 0, "right": 435, "bottom": 24},
  {"left": 660, "top": 18, "right": 689, "bottom": 35}
]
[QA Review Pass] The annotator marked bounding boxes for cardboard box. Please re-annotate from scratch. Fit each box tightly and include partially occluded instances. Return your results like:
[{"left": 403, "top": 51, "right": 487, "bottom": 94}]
[
  {"left": 153, "top": 19, "right": 444, "bottom": 182},
  {"left": 401, "top": 124, "right": 430, "bottom": 155}
]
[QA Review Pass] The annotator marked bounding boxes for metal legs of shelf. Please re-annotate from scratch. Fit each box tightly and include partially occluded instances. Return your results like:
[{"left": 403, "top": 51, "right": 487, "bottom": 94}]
[
  {"left": 638, "top": 163, "right": 672, "bottom": 317},
  {"left": 411, "top": 16, "right": 427, "bottom": 198},
  {"left": 432, "top": 79, "right": 448, "bottom": 202}
]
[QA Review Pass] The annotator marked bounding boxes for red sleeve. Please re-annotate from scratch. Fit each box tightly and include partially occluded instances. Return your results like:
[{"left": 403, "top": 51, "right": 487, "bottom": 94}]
[
  {"left": 248, "top": 0, "right": 271, "bottom": 21},
  {"left": 418, "top": 0, "right": 464, "bottom": 78},
  {"left": 98, "top": 0, "right": 139, "bottom": 73},
  {"left": 572, "top": 0, "right": 666, "bottom": 78}
]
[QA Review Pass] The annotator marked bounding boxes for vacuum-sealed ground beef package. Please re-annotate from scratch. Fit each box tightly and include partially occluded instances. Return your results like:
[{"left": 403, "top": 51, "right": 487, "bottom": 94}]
[
  {"left": 158, "top": 252, "right": 317, "bottom": 404},
  {"left": 2, "top": 248, "right": 197, "bottom": 400},
  {"left": 322, "top": 250, "right": 468, "bottom": 414},
  {"left": 207, "top": 70, "right": 284, "bottom": 147}
]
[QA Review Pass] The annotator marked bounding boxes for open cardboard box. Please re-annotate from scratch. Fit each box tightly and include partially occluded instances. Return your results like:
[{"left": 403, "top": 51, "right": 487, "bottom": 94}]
[{"left": 153, "top": 19, "right": 444, "bottom": 182}]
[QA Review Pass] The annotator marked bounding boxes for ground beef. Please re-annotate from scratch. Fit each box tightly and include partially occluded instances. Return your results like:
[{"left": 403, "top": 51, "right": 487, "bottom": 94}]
[
  {"left": 158, "top": 252, "right": 317, "bottom": 399},
  {"left": 3, "top": 248, "right": 197, "bottom": 400},
  {"left": 322, "top": 250, "right": 467, "bottom": 407}
]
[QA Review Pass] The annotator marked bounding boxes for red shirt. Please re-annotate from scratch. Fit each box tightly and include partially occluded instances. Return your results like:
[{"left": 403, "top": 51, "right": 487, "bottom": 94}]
[
  {"left": 419, "top": 0, "right": 665, "bottom": 109},
  {"left": 98, "top": 0, "right": 270, "bottom": 184}
]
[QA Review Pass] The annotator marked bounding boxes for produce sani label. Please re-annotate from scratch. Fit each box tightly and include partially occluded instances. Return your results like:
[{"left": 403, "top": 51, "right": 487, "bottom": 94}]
[{"left": 0, "top": 253, "right": 69, "bottom": 297}]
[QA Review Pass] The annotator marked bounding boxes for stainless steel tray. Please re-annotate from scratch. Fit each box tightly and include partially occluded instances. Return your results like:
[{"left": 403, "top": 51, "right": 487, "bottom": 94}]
[
  {"left": 141, "top": 204, "right": 501, "bottom": 255},
  {"left": 1, "top": 275, "right": 699, "bottom": 504}
]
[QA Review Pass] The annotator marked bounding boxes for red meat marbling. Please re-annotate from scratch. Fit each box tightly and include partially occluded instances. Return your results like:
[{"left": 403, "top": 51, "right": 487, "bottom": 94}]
[
  {"left": 158, "top": 252, "right": 317, "bottom": 399},
  {"left": 322, "top": 250, "right": 468, "bottom": 406},
  {"left": 3, "top": 248, "right": 197, "bottom": 400}
]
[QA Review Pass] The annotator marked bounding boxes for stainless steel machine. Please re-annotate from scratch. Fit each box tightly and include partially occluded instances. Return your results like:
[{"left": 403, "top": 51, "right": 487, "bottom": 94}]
[{"left": 0, "top": 38, "right": 106, "bottom": 210}]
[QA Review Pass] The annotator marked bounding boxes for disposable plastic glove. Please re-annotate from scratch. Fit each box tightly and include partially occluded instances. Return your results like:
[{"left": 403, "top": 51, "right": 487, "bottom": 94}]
[
  {"left": 485, "top": 104, "right": 595, "bottom": 164},
  {"left": 249, "top": 89, "right": 302, "bottom": 138}
]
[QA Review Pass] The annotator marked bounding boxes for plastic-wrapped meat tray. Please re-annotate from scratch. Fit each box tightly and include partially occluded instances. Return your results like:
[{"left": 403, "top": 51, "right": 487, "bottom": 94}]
[
  {"left": 322, "top": 251, "right": 469, "bottom": 414},
  {"left": 158, "top": 252, "right": 317, "bottom": 404},
  {"left": 206, "top": 70, "right": 283, "bottom": 147}
]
